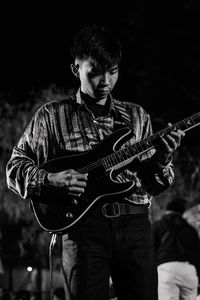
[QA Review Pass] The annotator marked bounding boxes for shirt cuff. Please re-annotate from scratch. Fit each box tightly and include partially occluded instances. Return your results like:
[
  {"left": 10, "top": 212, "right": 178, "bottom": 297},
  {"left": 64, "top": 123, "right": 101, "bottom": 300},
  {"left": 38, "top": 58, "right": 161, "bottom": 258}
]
[{"left": 37, "top": 169, "right": 49, "bottom": 195}]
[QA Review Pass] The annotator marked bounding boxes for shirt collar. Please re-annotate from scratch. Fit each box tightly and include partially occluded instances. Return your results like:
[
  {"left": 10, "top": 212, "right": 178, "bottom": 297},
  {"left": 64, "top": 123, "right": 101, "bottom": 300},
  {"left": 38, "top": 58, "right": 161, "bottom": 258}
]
[{"left": 74, "top": 87, "right": 118, "bottom": 117}]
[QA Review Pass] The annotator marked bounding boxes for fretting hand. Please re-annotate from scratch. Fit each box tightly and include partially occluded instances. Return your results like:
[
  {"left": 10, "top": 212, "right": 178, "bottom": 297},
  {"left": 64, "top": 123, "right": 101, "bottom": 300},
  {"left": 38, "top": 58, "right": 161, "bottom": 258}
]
[{"left": 153, "top": 123, "right": 185, "bottom": 165}]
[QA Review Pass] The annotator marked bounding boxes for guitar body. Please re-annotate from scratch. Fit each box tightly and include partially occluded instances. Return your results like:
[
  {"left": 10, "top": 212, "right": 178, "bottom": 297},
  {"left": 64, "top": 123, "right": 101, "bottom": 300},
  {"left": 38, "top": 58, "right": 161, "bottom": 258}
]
[{"left": 30, "top": 127, "right": 137, "bottom": 233}]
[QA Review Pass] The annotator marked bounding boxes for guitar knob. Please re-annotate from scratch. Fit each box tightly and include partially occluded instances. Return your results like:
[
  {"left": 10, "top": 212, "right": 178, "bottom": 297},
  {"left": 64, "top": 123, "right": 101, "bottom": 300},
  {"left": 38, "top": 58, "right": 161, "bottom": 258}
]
[{"left": 66, "top": 212, "right": 74, "bottom": 218}]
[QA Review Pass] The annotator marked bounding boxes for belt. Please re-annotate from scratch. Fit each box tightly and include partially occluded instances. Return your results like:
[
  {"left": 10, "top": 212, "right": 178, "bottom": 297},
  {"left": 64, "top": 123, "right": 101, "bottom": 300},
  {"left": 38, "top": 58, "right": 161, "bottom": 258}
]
[{"left": 102, "top": 202, "right": 149, "bottom": 218}]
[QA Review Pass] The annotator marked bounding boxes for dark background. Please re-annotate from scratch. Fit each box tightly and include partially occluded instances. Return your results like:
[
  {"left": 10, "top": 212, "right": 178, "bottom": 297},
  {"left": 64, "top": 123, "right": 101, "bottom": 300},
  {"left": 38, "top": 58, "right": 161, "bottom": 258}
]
[{"left": 0, "top": 1, "right": 200, "bottom": 137}]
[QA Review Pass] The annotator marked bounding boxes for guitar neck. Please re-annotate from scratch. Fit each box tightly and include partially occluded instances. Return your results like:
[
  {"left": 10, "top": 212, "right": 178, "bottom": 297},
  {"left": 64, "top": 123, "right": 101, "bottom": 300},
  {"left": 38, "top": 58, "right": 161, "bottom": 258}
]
[
  {"left": 103, "top": 112, "right": 200, "bottom": 170},
  {"left": 140, "top": 111, "right": 200, "bottom": 149}
]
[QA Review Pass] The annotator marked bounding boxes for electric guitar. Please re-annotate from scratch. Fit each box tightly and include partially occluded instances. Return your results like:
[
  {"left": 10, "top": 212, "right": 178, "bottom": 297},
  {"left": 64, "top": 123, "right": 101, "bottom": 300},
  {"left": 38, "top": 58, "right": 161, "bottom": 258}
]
[{"left": 30, "top": 112, "right": 200, "bottom": 234}]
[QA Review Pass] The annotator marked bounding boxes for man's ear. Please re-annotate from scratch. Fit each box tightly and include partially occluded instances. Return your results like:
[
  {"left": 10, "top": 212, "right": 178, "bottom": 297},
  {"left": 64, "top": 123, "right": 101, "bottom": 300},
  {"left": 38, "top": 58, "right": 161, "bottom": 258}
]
[{"left": 70, "top": 64, "right": 80, "bottom": 78}]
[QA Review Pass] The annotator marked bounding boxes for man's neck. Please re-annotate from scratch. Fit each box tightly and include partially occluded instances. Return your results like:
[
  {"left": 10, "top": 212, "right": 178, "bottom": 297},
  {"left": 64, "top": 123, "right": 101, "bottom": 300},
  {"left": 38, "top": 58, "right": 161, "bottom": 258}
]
[
  {"left": 81, "top": 92, "right": 107, "bottom": 106},
  {"left": 81, "top": 92, "right": 110, "bottom": 118}
]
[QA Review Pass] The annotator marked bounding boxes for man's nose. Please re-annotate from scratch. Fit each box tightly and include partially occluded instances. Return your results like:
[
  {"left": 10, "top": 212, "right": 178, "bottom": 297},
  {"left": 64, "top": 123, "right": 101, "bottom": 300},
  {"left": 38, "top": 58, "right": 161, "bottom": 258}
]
[{"left": 100, "top": 72, "right": 110, "bottom": 84}]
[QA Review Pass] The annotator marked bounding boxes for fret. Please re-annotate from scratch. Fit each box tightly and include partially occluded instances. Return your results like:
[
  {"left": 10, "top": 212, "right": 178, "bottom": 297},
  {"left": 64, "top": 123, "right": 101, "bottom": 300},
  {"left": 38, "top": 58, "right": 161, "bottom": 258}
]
[
  {"left": 102, "top": 157, "right": 111, "bottom": 169},
  {"left": 113, "top": 152, "right": 121, "bottom": 163},
  {"left": 134, "top": 144, "right": 144, "bottom": 154},
  {"left": 173, "top": 114, "right": 200, "bottom": 132},
  {"left": 114, "top": 153, "right": 121, "bottom": 162},
  {"left": 126, "top": 147, "right": 133, "bottom": 157},
  {"left": 112, "top": 152, "right": 121, "bottom": 164},
  {"left": 111, "top": 150, "right": 127, "bottom": 164},
  {"left": 111, "top": 153, "right": 120, "bottom": 165},
  {"left": 149, "top": 131, "right": 165, "bottom": 145},
  {"left": 104, "top": 153, "right": 123, "bottom": 168},
  {"left": 175, "top": 118, "right": 194, "bottom": 131},
  {"left": 108, "top": 155, "right": 117, "bottom": 167},
  {"left": 194, "top": 114, "right": 200, "bottom": 121},
  {"left": 140, "top": 139, "right": 154, "bottom": 151},
  {"left": 184, "top": 118, "right": 195, "bottom": 128},
  {"left": 121, "top": 148, "right": 132, "bottom": 160},
  {"left": 120, "top": 150, "right": 128, "bottom": 161},
  {"left": 144, "top": 138, "right": 154, "bottom": 148},
  {"left": 128, "top": 146, "right": 137, "bottom": 156}
]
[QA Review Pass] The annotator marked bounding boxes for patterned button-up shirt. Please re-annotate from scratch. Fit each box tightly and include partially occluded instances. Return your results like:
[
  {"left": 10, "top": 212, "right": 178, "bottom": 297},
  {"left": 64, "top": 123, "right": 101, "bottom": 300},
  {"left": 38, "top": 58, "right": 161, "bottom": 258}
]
[{"left": 6, "top": 89, "right": 174, "bottom": 205}]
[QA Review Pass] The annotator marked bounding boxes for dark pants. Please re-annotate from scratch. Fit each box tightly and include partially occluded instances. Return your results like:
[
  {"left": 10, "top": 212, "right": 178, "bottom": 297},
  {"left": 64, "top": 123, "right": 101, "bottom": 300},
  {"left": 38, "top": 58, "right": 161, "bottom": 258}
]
[{"left": 62, "top": 209, "right": 158, "bottom": 300}]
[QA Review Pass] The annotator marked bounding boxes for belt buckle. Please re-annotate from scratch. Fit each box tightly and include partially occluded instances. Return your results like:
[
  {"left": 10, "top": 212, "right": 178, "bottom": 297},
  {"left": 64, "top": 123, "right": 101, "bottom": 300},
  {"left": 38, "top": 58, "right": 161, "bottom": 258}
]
[{"left": 102, "top": 202, "right": 120, "bottom": 218}]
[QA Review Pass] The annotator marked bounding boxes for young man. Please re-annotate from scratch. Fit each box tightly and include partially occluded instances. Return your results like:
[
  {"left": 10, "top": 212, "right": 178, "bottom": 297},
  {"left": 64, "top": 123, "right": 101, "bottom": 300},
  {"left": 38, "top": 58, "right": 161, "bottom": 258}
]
[{"left": 6, "top": 25, "right": 184, "bottom": 300}]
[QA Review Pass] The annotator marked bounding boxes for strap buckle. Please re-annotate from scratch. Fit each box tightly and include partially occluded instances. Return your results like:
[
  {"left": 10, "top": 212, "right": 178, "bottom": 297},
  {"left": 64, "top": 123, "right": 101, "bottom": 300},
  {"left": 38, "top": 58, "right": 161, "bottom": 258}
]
[{"left": 102, "top": 202, "right": 120, "bottom": 218}]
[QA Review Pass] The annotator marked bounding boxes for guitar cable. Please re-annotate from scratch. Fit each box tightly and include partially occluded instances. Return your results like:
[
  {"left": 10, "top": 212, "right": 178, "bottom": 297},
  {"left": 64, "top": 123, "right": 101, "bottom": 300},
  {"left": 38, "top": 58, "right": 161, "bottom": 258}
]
[{"left": 49, "top": 233, "right": 57, "bottom": 300}]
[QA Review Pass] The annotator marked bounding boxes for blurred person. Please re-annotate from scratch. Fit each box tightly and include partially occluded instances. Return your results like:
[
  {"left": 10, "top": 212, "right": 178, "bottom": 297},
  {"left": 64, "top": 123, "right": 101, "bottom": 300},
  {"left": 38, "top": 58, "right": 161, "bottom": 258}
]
[
  {"left": 53, "top": 287, "right": 65, "bottom": 300},
  {"left": 0, "top": 228, "right": 5, "bottom": 298},
  {"left": 0, "top": 289, "right": 10, "bottom": 300},
  {"left": 14, "top": 290, "right": 30, "bottom": 300},
  {"left": 152, "top": 198, "right": 200, "bottom": 300},
  {"left": 6, "top": 24, "right": 184, "bottom": 300}
]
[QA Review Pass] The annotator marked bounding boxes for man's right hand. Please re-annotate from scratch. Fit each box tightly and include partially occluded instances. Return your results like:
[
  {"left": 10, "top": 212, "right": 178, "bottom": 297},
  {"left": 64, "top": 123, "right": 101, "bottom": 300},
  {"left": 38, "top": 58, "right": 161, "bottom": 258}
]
[{"left": 46, "top": 169, "right": 88, "bottom": 196}]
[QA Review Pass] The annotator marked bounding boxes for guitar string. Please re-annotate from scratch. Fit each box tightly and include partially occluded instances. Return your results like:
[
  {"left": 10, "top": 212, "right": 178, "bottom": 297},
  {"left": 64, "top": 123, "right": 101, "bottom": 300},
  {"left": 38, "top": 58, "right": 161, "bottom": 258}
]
[{"left": 78, "top": 113, "right": 200, "bottom": 174}]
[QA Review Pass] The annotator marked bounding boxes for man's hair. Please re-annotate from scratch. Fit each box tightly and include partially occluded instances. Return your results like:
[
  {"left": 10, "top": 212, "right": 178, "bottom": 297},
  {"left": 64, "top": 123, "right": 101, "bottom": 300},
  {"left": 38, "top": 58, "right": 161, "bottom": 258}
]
[{"left": 69, "top": 24, "right": 122, "bottom": 72}]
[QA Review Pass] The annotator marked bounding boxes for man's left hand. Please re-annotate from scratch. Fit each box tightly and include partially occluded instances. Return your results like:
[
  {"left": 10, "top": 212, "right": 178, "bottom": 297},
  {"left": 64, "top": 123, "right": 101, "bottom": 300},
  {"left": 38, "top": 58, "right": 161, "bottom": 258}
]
[{"left": 154, "top": 123, "right": 185, "bottom": 165}]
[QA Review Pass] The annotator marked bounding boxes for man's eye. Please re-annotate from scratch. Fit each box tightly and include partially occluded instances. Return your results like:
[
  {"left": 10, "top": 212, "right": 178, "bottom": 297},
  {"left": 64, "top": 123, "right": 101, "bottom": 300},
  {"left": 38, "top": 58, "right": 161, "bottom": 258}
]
[
  {"left": 89, "top": 71, "right": 100, "bottom": 77},
  {"left": 109, "top": 69, "right": 118, "bottom": 75},
  {"left": 110, "top": 70, "right": 118, "bottom": 75}
]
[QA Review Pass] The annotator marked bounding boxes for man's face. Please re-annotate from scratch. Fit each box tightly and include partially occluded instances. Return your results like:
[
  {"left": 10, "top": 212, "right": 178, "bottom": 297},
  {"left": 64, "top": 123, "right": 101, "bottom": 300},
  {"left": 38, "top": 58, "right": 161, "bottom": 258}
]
[{"left": 74, "top": 58, "right": 119, "bottom": 102}]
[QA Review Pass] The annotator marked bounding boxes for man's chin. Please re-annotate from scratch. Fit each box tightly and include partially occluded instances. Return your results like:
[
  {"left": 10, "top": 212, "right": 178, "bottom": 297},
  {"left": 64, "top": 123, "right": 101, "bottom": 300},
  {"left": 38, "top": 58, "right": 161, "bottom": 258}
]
[{"left": 95, "top": 90, "right": 110, "bottom": 98}]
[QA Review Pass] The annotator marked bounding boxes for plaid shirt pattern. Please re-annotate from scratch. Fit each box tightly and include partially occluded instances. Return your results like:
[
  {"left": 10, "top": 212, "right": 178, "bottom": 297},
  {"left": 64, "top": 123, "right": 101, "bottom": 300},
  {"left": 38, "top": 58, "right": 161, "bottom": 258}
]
[{"left": 6, "top": 89, "right": 174, "bottom": 204}]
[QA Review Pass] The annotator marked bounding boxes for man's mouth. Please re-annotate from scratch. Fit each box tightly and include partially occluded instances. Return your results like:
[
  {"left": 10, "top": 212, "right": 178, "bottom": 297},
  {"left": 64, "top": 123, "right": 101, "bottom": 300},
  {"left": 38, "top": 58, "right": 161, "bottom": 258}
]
[{"left": 98, "top": 88, "right": 110, "bottom": 93}]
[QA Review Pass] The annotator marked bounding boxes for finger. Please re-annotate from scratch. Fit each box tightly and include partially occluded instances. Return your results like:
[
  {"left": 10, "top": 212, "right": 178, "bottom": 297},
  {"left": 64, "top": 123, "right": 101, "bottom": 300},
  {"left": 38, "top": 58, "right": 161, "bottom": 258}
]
[
  {"left": 167, "top": 122, "right": 185, "bottom": 136},
  {"left": 68, "top": 192, "right": 81, "bottom": 197},
  {"left": 63, "top": 171, "right": 88, "bottom": 187},
  {"left": 168, "top": 131, "right": 182, "bottom": 147},
  {"left": 170, "top": 131, "right": 184, "bottom": 140},
  {"left": 68, "top": 186, "right": 86, "bottom": 194},
  {"left": 167, "top": 121, "right": 185, "bottom": 137},
  {"left": 163, "top": 132, "right": 182, "bottom": 151},
  {"left": 165, "top": 135, "right": 178, "bottom": 149},
  {"left": 177, "top": 129, "right": 185, "bottom": 137},
  {"left": 64, "top": 174, "right": 72, "bottom": 187},
  {"left": 65, "top": 177, "right": 87, "bottom": 188},
  {"left": 65, "top": 169, "right": 77, "bottom": 175},
  {"left": 160, "top": 137, "right": 173, "bottom": 152},
  {"left": 70, "top": 179, "right": 87, "bottom": 187},
  {"left": 65, "top": 180, "right": 71, "bottom": 187},
  {"left": 74, "top": 173, "right": 88, "bottom": 181}
]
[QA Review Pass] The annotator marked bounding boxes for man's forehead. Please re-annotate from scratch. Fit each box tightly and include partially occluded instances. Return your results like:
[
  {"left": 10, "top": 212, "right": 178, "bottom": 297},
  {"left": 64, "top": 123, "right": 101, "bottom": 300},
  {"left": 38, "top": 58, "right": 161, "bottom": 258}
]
[
  {"left": 88, "top": 59, "right": 118, "bottom": 69},
  {"left": 75, "top": 58, "right": 118, "bottom": 71}
]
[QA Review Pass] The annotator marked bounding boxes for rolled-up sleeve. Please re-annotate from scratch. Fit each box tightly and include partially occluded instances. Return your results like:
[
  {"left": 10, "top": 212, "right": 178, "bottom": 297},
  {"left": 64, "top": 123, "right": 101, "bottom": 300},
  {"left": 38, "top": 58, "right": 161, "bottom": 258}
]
[
  {"left": 6, "top": 107, "right": 49, "bottom": 199},
  {"left": 136, "top": 110, "right": 175, "bottom": 196},
  {"left": 138, "top": 152, "right": 175, "bottom": 196}
]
